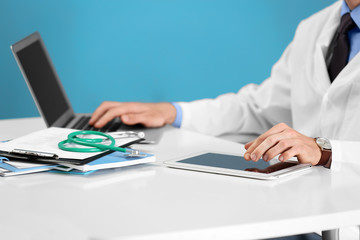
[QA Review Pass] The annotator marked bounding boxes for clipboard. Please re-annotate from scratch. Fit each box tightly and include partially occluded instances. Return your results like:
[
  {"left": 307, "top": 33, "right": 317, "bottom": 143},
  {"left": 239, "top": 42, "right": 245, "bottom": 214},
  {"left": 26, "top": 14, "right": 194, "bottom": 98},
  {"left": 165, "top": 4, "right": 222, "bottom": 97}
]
[{"left": 0, "top": 127, "right": 144, "bottom": 165}]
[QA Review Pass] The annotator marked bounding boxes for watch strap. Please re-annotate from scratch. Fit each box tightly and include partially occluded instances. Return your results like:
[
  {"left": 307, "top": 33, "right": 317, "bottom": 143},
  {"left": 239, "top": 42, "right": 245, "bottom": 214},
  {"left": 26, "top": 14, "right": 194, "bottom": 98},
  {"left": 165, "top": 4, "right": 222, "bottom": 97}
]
[{"left": 316, "top": 148, "right": 332, "bottom": 168}]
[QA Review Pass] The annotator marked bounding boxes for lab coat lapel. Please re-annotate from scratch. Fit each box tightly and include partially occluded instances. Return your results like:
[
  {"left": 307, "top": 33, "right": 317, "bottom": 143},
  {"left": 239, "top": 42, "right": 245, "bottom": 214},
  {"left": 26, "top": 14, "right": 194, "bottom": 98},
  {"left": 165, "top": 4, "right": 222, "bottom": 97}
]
[
  {"left": 331, "top": 51, "right": 360, "bottom": 87},
  {"left": 313, "top": 9, "right": 340, "bottom": 94},
  {"left": 315, "top": 1, "right": 360, "bottom": 91},
  {"left": 328, "top": 15, "right": 360, "bottom": 97},
  {"left": 325, "top": 52, "right": 360, "bottom": 139}
]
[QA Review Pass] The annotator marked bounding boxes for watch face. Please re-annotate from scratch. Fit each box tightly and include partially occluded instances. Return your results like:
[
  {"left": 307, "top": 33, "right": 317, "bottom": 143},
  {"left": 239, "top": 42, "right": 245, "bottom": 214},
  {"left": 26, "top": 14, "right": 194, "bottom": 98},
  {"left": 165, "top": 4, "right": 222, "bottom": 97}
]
[{"left": 316, "top": 137, "right": 331, "bottom": 149}]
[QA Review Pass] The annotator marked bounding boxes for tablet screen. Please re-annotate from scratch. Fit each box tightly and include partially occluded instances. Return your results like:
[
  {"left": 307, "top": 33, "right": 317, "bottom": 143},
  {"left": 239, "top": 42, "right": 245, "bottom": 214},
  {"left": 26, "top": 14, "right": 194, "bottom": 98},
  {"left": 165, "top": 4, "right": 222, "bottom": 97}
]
[{"left": 177, "top": 153, "right": 298, "bottom": 174}]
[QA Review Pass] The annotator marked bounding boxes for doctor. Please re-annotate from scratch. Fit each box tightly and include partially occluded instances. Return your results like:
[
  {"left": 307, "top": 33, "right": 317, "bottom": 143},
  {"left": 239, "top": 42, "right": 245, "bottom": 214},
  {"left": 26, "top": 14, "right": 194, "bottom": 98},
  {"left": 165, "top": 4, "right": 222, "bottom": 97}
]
[
  {"left": 90, "top": 0, "right": 360, "bottom": 168},
  {"left": 90, "top": 0, "right": 360, "bottom": 237}
]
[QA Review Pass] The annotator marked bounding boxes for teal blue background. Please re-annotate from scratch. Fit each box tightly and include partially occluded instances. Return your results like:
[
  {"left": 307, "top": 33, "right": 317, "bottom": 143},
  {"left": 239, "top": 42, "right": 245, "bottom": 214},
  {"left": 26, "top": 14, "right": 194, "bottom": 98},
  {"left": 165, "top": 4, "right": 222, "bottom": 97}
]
[{"left": 1, "top": 0, "right": 336, "bottom": 119}]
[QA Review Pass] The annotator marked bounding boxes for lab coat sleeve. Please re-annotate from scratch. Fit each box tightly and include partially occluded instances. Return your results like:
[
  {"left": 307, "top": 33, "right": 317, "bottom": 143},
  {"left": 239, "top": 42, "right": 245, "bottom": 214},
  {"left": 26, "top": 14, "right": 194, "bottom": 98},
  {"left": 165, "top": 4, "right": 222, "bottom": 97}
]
[
  {"left": 178, "top": 41, "right": 295, "bottom": 139},
  {"left": 330, "top": 140, "right": 360, "bottom": 170}
]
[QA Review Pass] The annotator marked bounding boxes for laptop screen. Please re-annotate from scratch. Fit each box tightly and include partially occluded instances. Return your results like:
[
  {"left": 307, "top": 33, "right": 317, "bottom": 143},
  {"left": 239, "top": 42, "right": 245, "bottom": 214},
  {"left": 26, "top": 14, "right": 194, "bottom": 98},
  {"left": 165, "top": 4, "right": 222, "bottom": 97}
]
[{"left": 15, "top": 40, "right": 70, "bottom": 126}]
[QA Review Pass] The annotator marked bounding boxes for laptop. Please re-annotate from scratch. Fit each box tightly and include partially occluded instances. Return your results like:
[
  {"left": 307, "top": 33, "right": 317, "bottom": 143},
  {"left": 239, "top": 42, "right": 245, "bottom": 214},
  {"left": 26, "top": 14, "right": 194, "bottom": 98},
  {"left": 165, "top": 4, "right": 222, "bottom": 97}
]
[{"left": 10, "top": 32, "right": 164, "bottom": 142}]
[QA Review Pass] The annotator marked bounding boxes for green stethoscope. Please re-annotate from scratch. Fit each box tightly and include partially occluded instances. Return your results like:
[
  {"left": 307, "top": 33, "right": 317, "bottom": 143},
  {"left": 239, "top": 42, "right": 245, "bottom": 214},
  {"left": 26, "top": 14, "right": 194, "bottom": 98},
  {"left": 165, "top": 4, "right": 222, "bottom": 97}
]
[{"left": 58, "top": 130, "right": 145, "bottom": 156}]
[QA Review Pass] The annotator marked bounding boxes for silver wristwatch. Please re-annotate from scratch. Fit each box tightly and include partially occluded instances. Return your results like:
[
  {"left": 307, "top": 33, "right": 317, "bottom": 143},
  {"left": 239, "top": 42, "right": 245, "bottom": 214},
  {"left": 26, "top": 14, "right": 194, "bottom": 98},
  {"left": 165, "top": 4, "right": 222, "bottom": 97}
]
[{"left": 315, "top": 137, "right": 332, "bottom": 151}]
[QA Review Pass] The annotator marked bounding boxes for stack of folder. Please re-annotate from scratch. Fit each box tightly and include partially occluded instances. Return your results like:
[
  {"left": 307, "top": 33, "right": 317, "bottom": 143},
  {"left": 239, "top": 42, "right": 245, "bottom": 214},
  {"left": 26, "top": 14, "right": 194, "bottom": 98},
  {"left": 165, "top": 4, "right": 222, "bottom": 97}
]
[{"left": 0, "top": 128, "right": 155, "bottom": 177}]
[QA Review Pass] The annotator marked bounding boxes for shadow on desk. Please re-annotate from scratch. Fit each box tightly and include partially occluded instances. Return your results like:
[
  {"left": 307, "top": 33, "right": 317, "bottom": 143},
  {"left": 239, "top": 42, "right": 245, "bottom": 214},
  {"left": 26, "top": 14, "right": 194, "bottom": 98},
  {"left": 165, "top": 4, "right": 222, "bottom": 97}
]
[{"left": 0, "top": 163, "right": 157, "bottom": 190}]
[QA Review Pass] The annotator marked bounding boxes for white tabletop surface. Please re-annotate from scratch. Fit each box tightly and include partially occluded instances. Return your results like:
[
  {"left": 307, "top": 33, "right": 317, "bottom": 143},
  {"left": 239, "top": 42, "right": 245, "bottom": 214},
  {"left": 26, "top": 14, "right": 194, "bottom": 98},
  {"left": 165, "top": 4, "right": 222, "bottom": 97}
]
[{"left": 0, "top": 118, "right": 360, "bottom": 240}]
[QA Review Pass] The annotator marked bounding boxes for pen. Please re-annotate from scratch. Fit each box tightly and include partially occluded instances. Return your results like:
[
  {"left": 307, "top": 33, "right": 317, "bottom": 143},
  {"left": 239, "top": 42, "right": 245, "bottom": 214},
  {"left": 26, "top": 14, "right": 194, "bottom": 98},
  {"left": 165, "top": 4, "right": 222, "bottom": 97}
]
[{"left": 11, "top": 149, "right": 59, "bottom": 159}]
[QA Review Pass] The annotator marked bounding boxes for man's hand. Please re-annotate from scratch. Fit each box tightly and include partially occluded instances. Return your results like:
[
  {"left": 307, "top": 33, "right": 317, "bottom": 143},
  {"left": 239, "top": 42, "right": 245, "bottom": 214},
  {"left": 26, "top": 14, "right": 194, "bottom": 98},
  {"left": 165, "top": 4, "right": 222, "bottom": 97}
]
[
  {"left": 244, "top": 123, "right": 321, "bottom": 165},
  {"left": 89, "top": 101, "right": 177, "bottom": 128}
]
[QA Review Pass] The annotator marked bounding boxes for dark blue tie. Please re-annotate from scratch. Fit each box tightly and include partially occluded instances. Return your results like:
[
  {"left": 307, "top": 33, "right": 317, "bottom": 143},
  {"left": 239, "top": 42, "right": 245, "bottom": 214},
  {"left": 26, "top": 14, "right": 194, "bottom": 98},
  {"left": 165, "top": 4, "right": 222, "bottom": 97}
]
[{"left": 328, "top": 13, "right": 356, "bottom": 82}]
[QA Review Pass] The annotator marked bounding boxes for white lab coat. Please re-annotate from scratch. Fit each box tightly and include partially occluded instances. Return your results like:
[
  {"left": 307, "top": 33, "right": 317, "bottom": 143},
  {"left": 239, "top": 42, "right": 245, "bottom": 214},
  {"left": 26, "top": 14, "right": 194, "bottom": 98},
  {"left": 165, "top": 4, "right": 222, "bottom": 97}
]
[{"left": 178, "top": 1, "right": 359, "bottom": 239}]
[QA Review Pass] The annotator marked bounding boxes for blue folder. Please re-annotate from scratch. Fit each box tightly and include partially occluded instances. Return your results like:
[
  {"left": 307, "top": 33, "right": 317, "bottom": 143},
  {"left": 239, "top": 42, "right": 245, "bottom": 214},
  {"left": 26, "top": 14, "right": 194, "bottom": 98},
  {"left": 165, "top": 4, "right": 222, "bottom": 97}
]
[{"left": 0, "top": 156, "right": 58, "bottom": 176}]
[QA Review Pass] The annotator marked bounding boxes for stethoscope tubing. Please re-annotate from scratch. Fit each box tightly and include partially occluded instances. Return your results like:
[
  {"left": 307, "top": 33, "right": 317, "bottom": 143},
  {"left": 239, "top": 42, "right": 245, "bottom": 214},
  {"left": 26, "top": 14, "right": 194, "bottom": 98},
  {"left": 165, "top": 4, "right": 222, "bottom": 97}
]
[{"left": 58, "top": 130, "right": 127, "bottom": 153}]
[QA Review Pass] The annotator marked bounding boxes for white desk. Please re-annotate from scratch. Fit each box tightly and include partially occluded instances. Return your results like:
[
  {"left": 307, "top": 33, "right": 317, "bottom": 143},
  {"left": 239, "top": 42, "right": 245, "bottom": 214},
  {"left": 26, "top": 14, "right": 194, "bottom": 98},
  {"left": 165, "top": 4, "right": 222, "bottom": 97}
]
[{"left": 0, "top": 118, "right": 359, "bottom": 240}]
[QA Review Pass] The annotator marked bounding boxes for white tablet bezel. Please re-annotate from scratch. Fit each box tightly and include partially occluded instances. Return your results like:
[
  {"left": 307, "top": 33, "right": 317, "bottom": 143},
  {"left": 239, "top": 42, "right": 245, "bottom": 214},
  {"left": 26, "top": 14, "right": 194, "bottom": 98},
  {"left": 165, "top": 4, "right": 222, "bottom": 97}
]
[{"left": 163, "top": 152, "right": 312, "bottom": 180}]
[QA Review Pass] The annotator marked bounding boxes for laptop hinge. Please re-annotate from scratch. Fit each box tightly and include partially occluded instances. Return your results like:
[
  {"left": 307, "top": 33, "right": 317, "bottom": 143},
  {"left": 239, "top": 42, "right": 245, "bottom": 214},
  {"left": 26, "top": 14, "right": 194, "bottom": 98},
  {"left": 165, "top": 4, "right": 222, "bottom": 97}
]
[{"left": 62, "top": 115, "right": 75, "bottom": 128}]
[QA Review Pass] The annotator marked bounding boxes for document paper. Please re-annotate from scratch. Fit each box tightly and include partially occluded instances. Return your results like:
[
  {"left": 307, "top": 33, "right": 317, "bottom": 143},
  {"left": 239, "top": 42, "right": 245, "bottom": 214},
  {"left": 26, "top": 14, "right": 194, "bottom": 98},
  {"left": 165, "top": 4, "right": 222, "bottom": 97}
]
[{"left": 0, "top": 127, "right": 140, "bottom": 160}]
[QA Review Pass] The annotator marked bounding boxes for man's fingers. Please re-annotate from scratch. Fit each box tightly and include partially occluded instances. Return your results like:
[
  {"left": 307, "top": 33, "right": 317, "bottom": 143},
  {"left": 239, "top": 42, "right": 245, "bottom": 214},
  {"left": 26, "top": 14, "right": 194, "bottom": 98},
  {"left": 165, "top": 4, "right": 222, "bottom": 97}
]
[
  {"left": 278, "top": 147, "right": 299, "bottom": 162},
  {"left": 244, "top": 141, "right": 254, "bottom": 150},
  {"left": 245, "top": 123, "right": 289, "bottom": 153},
  {"left": 121, "top": 113, "right": 162, "bottom": 127},
  {"left": 248, "top": 132, "right": 288, "bottom": 162},
  {"left": 121, "top": 113, "right": 147, "bottom": 126},
  {"left": 89, "top": 102, "right": 176, "bottom": 129},
  {"left": 89, "top": 101, "right": 122, "bottom": 125},
  {"left": 93, "top": 107, "right": 129, "bottom": 128},
  {"left": 90, "top": 102, "right": 150, "bottom": 127},
  {"left": 262, "top": 138, "right": 294, "bottom": 161},
  {"left": 244, "top": 123, "right": 290, "bottom": 161},
  {"left": 245, "top": 123, "right": 322, "bottom": 165}
]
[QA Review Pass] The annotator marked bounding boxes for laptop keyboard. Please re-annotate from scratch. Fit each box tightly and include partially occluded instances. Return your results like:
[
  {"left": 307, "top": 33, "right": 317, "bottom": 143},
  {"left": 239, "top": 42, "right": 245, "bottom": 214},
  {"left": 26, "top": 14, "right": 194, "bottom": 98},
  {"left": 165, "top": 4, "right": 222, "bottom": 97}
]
[{"left": 71, "top": 116, "right": 123, "bottom": 132}]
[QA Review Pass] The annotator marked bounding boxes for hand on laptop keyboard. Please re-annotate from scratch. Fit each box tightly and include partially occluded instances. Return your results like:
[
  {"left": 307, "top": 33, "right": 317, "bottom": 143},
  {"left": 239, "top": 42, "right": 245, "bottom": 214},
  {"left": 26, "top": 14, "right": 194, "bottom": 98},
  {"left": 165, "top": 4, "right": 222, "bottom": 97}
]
[
  {"left": 72, "top": 116, "right": 123, "bottom": 132},
  {"left": 88, "top": 102, "right": 177, "bottom": 129}
]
